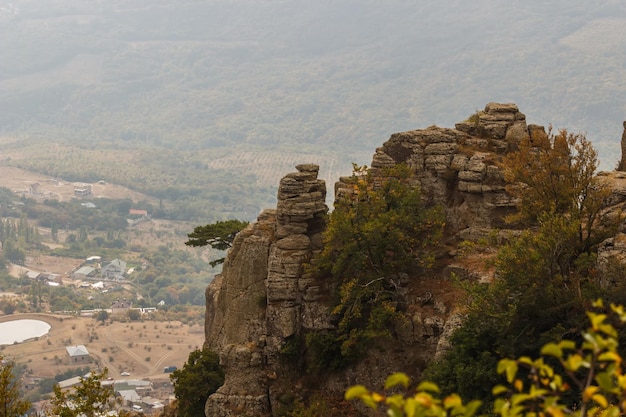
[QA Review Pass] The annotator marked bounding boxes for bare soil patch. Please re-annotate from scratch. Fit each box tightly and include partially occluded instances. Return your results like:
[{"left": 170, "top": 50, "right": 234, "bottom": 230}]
[
  {"left": 9, "top": 255, "right": 84, "bottom": 280},
  {"left": 0, "top": 165, "right": 156, "bottom": 203},
  {"left": 0, "top": 313, "right": 203, "bottom": 380}
]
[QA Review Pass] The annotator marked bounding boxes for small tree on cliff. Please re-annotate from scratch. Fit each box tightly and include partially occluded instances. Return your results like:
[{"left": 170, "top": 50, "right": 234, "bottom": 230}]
[
  {"left": 425, "top": 213, "right": 594, "bottom": 404},
  {"left": 185, "top": 219, "right": 249, "bottom": 267},
  {"left": 503, "top": 128, "right": 611, "bottom": 250},
  {"left": 170, "top": 348, "right": 224, "bottom": 417}
]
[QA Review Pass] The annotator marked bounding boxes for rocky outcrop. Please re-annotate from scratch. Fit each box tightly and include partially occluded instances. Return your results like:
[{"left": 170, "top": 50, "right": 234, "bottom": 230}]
[
  {"left": 595, "top": 171, "right": 626, "bottom": 289},
  {"left": 597, "top": 233, "right": 626, "bottom": 289},
  {"left": 338, "top": 102, "right": 527, "bottom": 239},
  {"left": 205, "top": 104, "right": 532, "bottom": 416},
  {"left": 204, "top": 210, "right": 274, "bottom": 417},
  {"left": 619, "top": 121, "right": 626, "bottom": 171},
  {"left": 454, "top": 102, "right": 529, "bottom": 151},
  {"left": 266, "top": 163, "right": 329, "bottom": 361},
  {"left": 205, "top": 164, "right": 328, "bottom": 417},
  {"left": 203, "top": 103, "right": 626, "bottom": 417}
]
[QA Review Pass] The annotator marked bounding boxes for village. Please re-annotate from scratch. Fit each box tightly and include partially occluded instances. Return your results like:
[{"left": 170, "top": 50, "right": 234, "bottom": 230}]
[
  {"left": 1, "top": 303, "right": 204, "bottom": 415},
  {"left": 1, "top": 249, "right": 206, "bottom": 413},
  {"left": 0, "top": 166, "right": 211, "bottom": 414}
]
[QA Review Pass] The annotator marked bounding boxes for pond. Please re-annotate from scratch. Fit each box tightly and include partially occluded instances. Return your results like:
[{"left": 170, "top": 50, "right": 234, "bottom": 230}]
[{"left": 0, "top": 319, "right": 51, "bottom": 345}]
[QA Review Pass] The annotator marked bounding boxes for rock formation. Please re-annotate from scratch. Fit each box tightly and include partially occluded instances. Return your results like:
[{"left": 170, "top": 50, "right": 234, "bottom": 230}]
[
  {"left": 203, "top": 103, "right": 626, "bottom": 416},
  {"left": 619, "top": 121, "right": 626, "bottom": 171},
  {"left": 339, "top": 102, "right": 526, "bottom": 239},
  {"left": 204, "top": 164, "right": 328, "bottom": 416}
]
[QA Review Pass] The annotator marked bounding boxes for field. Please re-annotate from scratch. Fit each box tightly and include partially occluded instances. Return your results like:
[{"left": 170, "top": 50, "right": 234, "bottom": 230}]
[
  {"left": 0, "top": 313, "right": 204, "bottom": 381},
  {"left": 0, "top": 165, "right": 158, "bottom": 203}
]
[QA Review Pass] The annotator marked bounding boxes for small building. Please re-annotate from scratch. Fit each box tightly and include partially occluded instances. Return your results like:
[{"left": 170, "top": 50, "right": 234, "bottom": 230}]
[
  {"left": 29, "top": 183, "right": 41, "bottom": 196},
  {"left": 40, "top": 273, "right": 62, "bottom": 283},
  {"left": 73, "top": 266, "right": 97, "bottom": 280},
  {"left": 25, "top": 271, "right": 41, "bottom": 280},
  {"left": 23, "top": 377, "right": 43, "bottom": 391},
  {"left": 85, "top": 256, "right": 102, "bottom": 264},
  {"left": 101, "top": 259, "right": 126, "bottom": 280},
  {"left": 117, "top": 389, "right": 141, "bottom": 404},
  {"left": 74, "top": 183, "right": 92, "bottom": 198},
  {"left": 111, "top": 299, "right": 132, "bottom": 315},
  {"left": 142, "top": 397, "right": 165, "bottom": 414},
  {"left": 66, "top": 345, "right": 91, "bottom": 364},
  {"left": 114, "top": 379, "right": 152, "bottom": 396},
  {"left": 57, "top": 375, "right": 83, "bottom": 390}
]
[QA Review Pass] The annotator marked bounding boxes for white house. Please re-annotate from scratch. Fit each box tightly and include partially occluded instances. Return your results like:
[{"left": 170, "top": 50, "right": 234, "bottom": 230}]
[{"left": 66, "top": 345, "right": 91, "bottom": 364}]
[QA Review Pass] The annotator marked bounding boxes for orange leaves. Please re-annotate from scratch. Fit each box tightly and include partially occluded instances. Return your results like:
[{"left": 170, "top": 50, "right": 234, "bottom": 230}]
[
  {"left": 502, "top": 128, "right": 608, "bottom": 250},
  {"left": 346, "top": 373, "right": 482, "bottom": 417}
]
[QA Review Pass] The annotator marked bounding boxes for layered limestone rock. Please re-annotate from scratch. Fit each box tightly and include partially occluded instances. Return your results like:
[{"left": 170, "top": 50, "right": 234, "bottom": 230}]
[
  {"left": 619, "top": 121, "right": 626, "bottom": 171},
  {"left": 266, "top": 163, "right": 329, "bottom": 361},
  {"left": 454, "top": 101, "right": 529, "bottom": 151},
  {"left": 595, "top": 170, "right": 626, "bottom": 289},
  {"left": 204, "top": 103, "right": 626, "bottom": 417},
  {"left": 204, "top": 210, "right": 275, "bottom": 417},
  {"left": 205, "top": 164, "right": 328, "bottom": 417},
  {"left": 597, "top": 233, "right": 626, "bottom": 289},
  {"left": 337, "top": 102, "right": 526, "bottom": 239},
  {"left": 205, "top": 104, "right": 532, "bottom": 416}
]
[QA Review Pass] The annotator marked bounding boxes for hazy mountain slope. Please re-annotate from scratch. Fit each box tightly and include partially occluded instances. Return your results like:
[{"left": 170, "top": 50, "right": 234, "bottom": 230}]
[{"left": 1, "top": 0, "right": 625, "bottom": 220}]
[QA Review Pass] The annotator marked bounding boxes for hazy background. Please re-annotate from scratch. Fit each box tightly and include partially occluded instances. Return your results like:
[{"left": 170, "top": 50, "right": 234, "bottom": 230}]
[{"left": 1, "top": 0, "right": 625, "bottom": 221}]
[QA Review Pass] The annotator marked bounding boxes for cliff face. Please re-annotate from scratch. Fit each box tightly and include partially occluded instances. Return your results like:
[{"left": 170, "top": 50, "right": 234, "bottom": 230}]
[
  {"left": 203, "top": 103, "right": 626, "bottom": 416},
  {"left": 204, "top": 164, "right": 329, "bottom": 416},
  {"left": 351, "top": 102, "right": 527, "bottom": 236}
]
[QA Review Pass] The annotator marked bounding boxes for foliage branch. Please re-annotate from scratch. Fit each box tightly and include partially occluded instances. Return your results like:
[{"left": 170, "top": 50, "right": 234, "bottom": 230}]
[
  {"left": 0, "top": 355, "right": 30, "bottom": 417},
  {"left": 170, "top": 348, "right": 225, "bottom": 417},
  {"left": 307, "top": 163, "right": 445, "bottom": 369},
  {"left": 423, "top": 130, "right": 616, "bottom": 404},
  {"left": 48, "top": 369, "right": 116, "bottom": 417},
  {"left": 346, "top": 299, "right": 626, "bottom": 417},
  {"left": 503, "top": 128, "right": 611, "bottom": 250}
]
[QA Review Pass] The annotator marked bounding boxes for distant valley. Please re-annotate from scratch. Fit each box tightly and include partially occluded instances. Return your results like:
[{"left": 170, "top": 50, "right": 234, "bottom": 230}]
[
  {"left": 2, "top": 0, "right": 625, "bottom": 222},
  {"left": 0, "top": 165, "right": 210, "bottom": 405},
  {"left": 0, "top": 163, "right": 213, "bottom": 320}
]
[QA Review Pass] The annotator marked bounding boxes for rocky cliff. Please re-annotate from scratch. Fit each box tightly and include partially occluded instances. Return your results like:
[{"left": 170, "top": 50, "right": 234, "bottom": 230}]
[
  {"left": 204, "top": 164, "right": 330, "bottom": 416},
  {"left": 203, "top": 103, "right": 626, "bottom": 416}
]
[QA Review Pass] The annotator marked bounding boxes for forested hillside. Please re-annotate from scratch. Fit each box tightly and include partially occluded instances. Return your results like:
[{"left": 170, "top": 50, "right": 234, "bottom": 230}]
[{"left": 1, "top": 0, "right": 626, "bottom": 220}]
